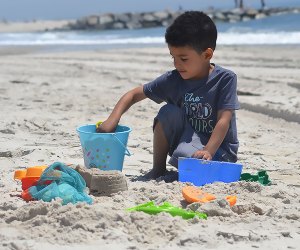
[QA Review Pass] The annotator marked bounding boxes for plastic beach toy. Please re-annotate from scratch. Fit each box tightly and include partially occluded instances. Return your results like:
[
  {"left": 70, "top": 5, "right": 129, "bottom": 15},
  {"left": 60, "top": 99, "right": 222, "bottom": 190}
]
[
  {"left": 240, "top": 170, "right": 271, "bottom": 186},
  {"left": 95, "top": 121, "right": 103, "bottom": 128},
  {"left": 14, "top": 169, "right": 27, "bottom": 180},
  {"left": 14, "top": 165, "right": 48, "bottom": 190},
  {"left": 21, "top": 177, "right": 40, "bottom": 191},
  {"left": 77, "top": 122, "right": 132, "bottom": 171},
  {"left": 127, "top": 201, "right": 207, "bottom": 220},
  {"left": 182, "top": 186, "right": 237, "bottom": 207},
  {"left": 178, "top": 157, "right": 243, "bottom": 186},
  {"left": 25, "top": 165, "right": 47, "bottom": 177},
  {"left": 14, "top": 165, "right": 47, "bottom": 180},
  {"left": 23, "top": 162, "right": 92, "bottom": 205}
]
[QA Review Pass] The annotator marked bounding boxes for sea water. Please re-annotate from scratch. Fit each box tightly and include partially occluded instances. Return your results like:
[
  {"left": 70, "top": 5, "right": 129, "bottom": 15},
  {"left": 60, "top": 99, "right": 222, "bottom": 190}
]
[{"left": 0, "top": 12, "right": 299, "bottom": 50}]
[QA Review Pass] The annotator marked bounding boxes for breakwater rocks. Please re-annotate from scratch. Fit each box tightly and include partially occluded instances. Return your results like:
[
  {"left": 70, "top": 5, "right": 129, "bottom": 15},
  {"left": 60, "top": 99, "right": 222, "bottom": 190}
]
[{"left": 65, "top": 7, "right": 300, "bottom": 31}]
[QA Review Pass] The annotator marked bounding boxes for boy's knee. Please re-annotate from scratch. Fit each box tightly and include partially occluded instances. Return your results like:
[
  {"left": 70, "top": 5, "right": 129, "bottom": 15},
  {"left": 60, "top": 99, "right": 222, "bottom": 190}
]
[{"left": 154, "top": 104, "right": 184, "bottom": 128}]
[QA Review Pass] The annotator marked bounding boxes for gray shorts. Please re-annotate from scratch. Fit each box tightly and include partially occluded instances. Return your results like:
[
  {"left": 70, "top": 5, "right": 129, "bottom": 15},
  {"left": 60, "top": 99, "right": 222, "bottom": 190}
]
[{"left": 154, "top": 104, "right": 234, "bottom": 168}]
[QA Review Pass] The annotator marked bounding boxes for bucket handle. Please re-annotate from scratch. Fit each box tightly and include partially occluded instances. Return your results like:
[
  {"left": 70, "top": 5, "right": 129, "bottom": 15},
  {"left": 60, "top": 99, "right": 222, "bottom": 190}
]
[{"left": 113, "top": 134, "right": 132, "bottom": 156}]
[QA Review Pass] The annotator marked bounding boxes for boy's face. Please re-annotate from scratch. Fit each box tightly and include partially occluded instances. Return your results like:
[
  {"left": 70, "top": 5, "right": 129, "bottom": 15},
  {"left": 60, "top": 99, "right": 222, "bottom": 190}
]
[{"left": 168, "top": 45, "right": 212, "bottom": 80}]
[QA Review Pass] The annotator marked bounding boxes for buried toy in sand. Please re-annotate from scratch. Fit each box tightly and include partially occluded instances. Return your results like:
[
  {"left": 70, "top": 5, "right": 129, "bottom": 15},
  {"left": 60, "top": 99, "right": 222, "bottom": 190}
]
[
  {"left": 240, "top": 170, "right": 271, "bottom": 186},
  {"left": 182, "top": 185, "right": 237, "bottom": 207}
]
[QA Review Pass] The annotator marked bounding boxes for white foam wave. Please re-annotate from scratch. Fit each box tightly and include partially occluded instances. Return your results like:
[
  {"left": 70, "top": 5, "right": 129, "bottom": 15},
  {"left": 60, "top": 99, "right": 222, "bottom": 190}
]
[
  {"left": 218, "top": 31, "right": 300, "bottom": 45},
  {"left": 0, "top": 34, "right": 164, "bottom": 45},
  {"left": 0, "top": 31, "right": 300, "bottom": 46}
]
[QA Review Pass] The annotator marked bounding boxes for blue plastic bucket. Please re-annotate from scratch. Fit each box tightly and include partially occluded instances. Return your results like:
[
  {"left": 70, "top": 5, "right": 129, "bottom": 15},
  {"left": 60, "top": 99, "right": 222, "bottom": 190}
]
[
  {"left": 76, "top": 124, "right": 132, "bottom": 171},
  {"left": 178, "top": 157, "right": 243, "bottom": 186}
]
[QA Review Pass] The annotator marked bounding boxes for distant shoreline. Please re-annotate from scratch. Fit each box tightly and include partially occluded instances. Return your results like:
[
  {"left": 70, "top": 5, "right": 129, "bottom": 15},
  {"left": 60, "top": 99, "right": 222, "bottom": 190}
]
[{"left": 0, "top": 20, "right": 72, "bottom": 33}]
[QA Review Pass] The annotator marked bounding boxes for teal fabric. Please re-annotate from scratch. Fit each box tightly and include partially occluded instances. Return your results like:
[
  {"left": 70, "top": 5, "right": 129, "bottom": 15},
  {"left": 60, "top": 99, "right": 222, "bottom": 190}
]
[{"left": 29, "top": 162, "right": 92, "bottom": 205}]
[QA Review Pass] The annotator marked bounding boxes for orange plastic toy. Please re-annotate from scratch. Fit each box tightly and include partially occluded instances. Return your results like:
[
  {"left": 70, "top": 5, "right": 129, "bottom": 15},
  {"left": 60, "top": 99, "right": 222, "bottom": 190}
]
[
  {"left": 14, "top": 169, "right": 27, "bottom": 180},
  {"left": 21, "top": 177, "right": 40, "bottom": 191},
  {"left": 182, "top": 186, "right": 237, "bottom": 207},
  {"left": 14, "top": 165, "right": 47, "bottom": 190},
  {"left": 21, "top": 189, "right": 33, "bottom": 202}
]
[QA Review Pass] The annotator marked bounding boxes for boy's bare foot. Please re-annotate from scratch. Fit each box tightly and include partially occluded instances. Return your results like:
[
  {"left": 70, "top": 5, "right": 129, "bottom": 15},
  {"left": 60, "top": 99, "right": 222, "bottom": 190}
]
[{"left": 143, "top": 169, "right": 166, "bottom": 180}]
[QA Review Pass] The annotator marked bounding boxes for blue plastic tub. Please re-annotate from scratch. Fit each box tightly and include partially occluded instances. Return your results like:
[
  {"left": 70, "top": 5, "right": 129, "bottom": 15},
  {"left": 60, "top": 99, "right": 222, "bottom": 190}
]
[
  {"left": 178, "top": 157, "right": 243, "bottom": 186},
  {"left": 76, "top": 124, "right": 131, "bottom": 171}
]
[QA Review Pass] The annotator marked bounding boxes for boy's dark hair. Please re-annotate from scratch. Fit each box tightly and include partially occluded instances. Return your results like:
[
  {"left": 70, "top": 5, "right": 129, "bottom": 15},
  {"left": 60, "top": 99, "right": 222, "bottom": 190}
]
[{"left": 165, "top": 11, "right": 217, "bottom": 52}]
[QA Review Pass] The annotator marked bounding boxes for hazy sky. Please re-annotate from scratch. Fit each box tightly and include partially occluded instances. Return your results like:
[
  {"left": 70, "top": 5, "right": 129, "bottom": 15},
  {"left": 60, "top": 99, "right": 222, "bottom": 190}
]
[{"left": 0, "top": 0, "right": 299, "bottom": 21}]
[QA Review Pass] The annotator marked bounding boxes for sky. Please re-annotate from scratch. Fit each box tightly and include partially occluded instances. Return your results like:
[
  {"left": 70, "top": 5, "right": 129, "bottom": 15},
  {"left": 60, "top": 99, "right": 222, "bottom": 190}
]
[{"left": 0, "top": 0, "right": 299, "bottom": 21}]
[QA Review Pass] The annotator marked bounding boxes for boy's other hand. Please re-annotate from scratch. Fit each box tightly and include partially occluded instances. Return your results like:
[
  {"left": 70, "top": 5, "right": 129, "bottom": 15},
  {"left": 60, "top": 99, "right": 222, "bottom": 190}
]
[
  {"left": 192, "top": 150, "right": 212, "bottom": 160},
  {"left": 96, "top": 120, "right": 117, "bottom": 133}
]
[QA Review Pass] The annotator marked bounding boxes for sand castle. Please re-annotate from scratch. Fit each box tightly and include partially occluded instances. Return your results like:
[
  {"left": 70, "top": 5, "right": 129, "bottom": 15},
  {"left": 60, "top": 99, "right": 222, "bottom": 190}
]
[{"left": 75, "top": 165, "right": 128, "bottom": 196}]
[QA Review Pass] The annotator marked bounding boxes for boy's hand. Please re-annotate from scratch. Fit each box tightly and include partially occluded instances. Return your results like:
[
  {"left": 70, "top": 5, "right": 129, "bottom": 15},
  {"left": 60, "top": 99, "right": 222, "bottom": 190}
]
[
  {"left": 96, "top": 120, "right": 117, "bottom": 133},
  {"left": 96, "top": 86, "right": 147, "bottom": 133},
  {"left": 192, "top": 149, "right": 212, "bottom": 160}
]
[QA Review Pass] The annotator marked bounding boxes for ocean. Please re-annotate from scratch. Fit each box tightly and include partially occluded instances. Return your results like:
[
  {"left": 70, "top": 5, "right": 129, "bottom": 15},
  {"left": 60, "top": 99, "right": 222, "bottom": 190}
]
[{"left": 0, "top": 12, "right": 300, "bottom": 50}]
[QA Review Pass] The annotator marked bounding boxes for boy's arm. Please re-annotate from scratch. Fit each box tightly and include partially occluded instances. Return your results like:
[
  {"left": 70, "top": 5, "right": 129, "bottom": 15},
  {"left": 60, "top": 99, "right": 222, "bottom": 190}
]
[
  {"left": 192, "top": 109, "right": 233, "bottom": 160},
  {"left": 97, "top": 85, "right": 147, "bottom": 132}
]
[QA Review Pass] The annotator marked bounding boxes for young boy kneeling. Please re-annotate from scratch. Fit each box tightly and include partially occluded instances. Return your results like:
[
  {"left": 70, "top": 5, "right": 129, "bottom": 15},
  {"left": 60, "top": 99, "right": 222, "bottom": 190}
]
[{"left": 97, "top": 11, "right": 240, "bottom": 179}]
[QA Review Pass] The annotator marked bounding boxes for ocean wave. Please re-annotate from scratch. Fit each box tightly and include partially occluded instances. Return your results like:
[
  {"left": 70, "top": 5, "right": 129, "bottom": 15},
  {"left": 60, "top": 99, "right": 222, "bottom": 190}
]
[
  {"left": 0, "top": 31, "right": 300, "bottom": 46},
  {"left": 0, "top": 34, "right": 164, "bottom": 45},
  {"left": 218, "top": 31, "right": 300, "bottom": 45}
]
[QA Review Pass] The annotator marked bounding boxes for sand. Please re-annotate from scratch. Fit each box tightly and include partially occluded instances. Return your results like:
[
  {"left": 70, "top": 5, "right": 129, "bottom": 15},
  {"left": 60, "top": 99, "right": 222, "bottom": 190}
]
[{"left": 0, "top": 44, "right": 299, "bottom": 250}]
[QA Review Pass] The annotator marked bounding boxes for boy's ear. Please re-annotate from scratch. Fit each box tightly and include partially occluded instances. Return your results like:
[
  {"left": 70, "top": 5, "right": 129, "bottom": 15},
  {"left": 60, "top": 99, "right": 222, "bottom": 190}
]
[{"left": 204, "top": 48, "right": 214, "bottom": 60}]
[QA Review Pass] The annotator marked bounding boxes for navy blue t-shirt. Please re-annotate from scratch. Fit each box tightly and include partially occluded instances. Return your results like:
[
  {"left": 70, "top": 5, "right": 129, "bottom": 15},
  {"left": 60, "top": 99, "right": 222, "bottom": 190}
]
[{"left": 143, "top": 64, "right": 240, "bottom": 160}]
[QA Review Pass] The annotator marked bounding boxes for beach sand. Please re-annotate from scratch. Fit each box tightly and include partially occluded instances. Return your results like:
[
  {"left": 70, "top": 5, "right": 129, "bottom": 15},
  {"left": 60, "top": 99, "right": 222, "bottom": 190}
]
[{"left": 0, "top": 45, "right": 299, "bottom": 250}]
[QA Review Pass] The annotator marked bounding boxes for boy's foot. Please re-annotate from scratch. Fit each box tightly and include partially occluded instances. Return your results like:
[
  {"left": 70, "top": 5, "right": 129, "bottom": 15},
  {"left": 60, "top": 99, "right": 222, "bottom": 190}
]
[{"left": 143, "top": 169, "right": 166, "bottom": 180}]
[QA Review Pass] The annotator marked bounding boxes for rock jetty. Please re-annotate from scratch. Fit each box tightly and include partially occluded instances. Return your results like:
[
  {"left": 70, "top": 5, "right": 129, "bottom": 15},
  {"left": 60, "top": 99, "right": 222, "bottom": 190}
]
[{"left": 64, "top": 7, "right": 300, "bottom": 31}]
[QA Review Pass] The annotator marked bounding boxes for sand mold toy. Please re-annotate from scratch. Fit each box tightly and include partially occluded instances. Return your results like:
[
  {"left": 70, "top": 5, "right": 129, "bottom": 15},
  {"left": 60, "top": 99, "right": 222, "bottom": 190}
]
[
  {"left": 14, "top": 165, "right": 47, "bottom": 180},
  {"left": 240, "top": 170, "right": 271, "bottom": 185},
  {"left": 182, "top": 186, "right": 237, "bottom": 207},
  {"left": 14, "top": 165, "right": 47, "bottom": 190}
]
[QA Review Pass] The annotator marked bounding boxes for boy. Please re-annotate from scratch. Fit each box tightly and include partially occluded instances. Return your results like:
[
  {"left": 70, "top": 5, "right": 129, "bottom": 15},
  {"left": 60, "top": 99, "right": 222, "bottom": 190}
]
[{"left": 97, "top": 11, "right": 240, "bottom": 179}]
